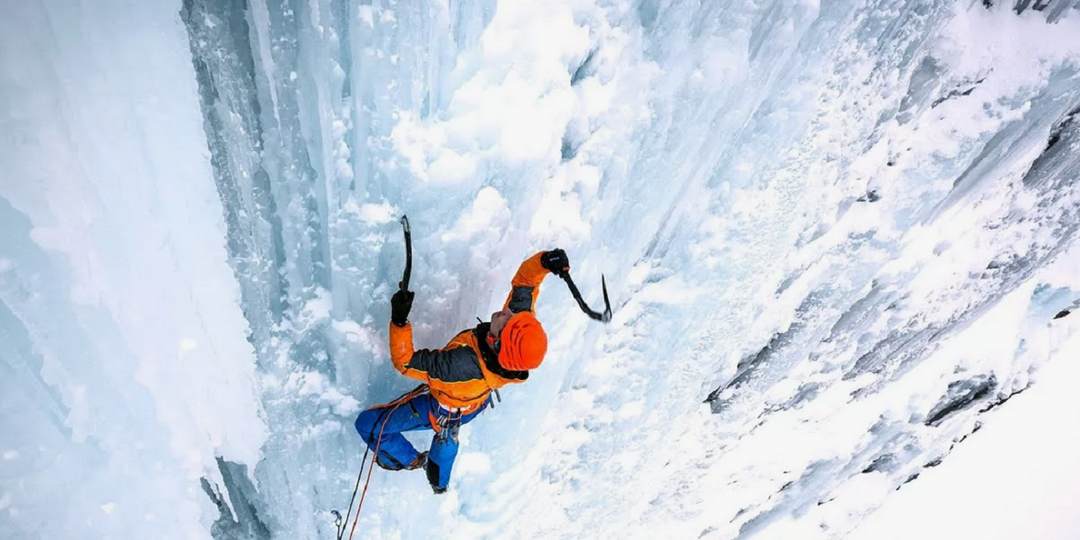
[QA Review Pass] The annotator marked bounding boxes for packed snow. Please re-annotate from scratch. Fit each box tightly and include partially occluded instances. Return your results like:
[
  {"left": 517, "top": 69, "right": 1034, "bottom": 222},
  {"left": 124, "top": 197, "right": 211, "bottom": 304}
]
[{"left": 849, "top": 327, "right": 1080, "bottom": 540}]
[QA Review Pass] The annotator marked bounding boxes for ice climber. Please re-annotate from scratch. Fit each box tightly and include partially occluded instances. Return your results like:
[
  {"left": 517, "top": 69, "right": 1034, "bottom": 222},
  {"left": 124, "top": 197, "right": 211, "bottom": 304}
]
[{"left": 354, "top": 249, "right": 571, "bottom": 494}]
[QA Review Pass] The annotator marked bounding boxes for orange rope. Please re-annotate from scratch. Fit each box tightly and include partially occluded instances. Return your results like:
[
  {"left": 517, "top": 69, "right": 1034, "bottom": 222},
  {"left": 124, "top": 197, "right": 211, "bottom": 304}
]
[
  {"left": 335, "top": 447, "right": 367, "bottom": 540},
  {"left": 346, "top": 385, "right": 427, "bottom": 540}
]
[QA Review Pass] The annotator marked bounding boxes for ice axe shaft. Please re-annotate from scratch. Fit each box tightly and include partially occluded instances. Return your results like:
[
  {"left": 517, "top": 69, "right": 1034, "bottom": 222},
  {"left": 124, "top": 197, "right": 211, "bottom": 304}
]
[
  {"left": 399, "top": 215, "right": 412, "bottom": 292},
  {"left": 560, "top": 272, "right": 612, "bottom": 323}
]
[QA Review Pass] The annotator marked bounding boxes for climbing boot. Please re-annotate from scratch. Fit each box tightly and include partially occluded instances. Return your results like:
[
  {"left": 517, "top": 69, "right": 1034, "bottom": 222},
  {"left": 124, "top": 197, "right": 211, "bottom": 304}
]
[
  {"left": 425, "top": 459, "right": 447, "bottom": 494},
  {"left": 376, "top": 451, "right": 427, "bottom": 471}
]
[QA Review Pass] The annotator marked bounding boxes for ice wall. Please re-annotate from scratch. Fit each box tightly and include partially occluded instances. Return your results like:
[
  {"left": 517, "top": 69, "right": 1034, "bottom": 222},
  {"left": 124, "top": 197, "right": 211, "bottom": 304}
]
[
  {"left": 0, "top": 2, "right": 266, "bottom": 540},
  {"left": 179, "top": 0, "right": 1080, "bottom": 537},
  {"left": 493, "top": 4, "right": 1080, "bottom": 539},
  {"left": 3, "top": 0, "right": 1080, "bottom": 540}
]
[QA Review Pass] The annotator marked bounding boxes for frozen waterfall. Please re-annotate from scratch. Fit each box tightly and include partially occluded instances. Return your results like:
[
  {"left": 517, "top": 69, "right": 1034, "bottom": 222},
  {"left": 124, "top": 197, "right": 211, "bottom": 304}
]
[{"left": 2, "top": 0, "right": 1080, "bottom": 539}]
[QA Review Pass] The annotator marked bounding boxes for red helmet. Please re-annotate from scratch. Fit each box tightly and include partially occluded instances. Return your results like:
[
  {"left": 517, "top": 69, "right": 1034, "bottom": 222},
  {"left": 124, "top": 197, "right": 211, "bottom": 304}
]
[{"left": 498, "top": 312, "right": 547, "bottom": 371}]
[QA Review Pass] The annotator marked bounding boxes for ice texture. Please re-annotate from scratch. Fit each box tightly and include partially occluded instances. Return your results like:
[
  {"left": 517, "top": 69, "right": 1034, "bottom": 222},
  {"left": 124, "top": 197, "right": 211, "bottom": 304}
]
[
  {"left": 0, "top": 2, "right": 266, "bottom": 540},
  {"left": 2, "top": 0, "right": 1080, "bottom": 540}
]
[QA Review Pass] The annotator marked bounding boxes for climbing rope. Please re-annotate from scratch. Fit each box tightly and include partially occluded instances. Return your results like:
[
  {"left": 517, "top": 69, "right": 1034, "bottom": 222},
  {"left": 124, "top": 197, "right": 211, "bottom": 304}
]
[
  {"left": 335, "top": 385, "right": 428, "bottom": 540},
  {"left": 334, "top": 446, "right": 368, "bottom": 540}
]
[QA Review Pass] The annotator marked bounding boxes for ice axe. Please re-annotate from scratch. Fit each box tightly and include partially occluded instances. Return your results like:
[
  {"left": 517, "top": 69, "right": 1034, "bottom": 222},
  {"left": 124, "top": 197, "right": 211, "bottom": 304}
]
[
  {"left": 399, "top": 215, "right": 412, "bottom": 292},
  {"left": 559, "top": 271, "right": 612, "bottom": 323},
  {"left": 400, "top": 216, "right": 608, "bottom": 322}
]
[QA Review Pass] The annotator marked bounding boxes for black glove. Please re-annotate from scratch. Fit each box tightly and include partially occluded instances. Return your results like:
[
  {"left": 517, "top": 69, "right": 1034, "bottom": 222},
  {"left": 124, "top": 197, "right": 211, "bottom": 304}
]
[
  {"left": 540, "top": 249, "right": 570, "bottom": 277},
  {"left": 391, "top": 289, "right": 414, "bottom": 327}
]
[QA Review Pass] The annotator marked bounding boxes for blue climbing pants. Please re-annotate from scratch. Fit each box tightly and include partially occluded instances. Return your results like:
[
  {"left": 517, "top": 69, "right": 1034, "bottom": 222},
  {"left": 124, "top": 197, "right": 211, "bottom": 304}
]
[{"left": 354, "top": 392, "right": 485, "bottom": 490}]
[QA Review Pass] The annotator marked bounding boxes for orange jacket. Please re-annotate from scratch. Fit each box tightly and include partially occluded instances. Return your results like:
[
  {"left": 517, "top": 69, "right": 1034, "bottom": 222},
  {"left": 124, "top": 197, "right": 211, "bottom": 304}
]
[{"left": 388, "top": 252, "right": 551, "bottom": 411}]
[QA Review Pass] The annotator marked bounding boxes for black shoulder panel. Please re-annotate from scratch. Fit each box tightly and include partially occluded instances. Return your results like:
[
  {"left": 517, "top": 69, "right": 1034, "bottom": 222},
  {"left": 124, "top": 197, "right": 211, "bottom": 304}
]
[
  {"left": 507, "top": 286, "right": 535, "bottom": 313},
  {"left": 407, "top": 346, "right": 484, "bottom": 383}
]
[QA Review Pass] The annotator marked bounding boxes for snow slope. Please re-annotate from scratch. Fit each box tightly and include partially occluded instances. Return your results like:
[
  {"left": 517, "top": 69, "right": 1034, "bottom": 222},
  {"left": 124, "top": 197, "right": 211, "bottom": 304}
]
[{"left": 848, "top": 329, "right": 1080, "bottom": 540}]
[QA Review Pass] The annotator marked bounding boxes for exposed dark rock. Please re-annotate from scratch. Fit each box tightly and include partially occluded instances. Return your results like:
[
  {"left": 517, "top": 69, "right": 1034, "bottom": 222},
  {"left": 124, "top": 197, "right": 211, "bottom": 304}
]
[
  {"left": 1045, "top": 106, "right": 1079, "bottom": 153},
  {"left": 200, "top": 458, "right": 272, "bottom": 540},
  {"left": 978, "top": 384, "right": 1029, "bottom": 414},
  {"left": 931, "top": 77, "right": 986, "bottom": 108},
  {"left": 861, "top": 453, "right": 897, "bottom": 474},
  {"left": 924, "top": 375, "right": 996, "bottom": 426},
  {"left": 707, "top": 323, "right": 804, "bottom": 410},
  {"left": 857, "top": 190, "right": 881, "bottom": 202}
]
